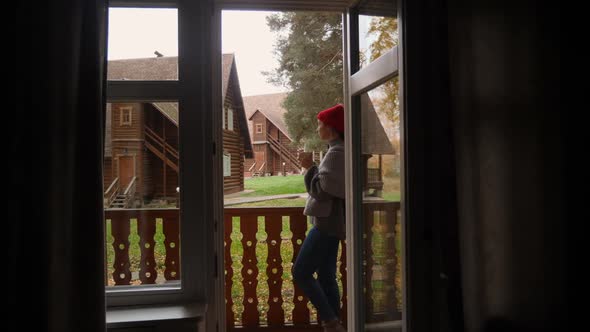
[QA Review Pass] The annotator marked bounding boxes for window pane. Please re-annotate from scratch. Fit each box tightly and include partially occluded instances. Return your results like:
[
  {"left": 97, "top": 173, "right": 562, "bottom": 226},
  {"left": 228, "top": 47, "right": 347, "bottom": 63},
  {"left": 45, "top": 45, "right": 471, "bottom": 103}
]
[
  {"left": 359, "top": 76, "right": 403, "bottom": 327},
  {"left": 107, "top": 8, "right": 178, "bottom": 80},
  {"left": 358, "top": 0, "right": 398, "bottom": 69},
  {"left": 104, "top": 101, "right": 181, "bottom": 289},
  {"left": 224, "top": 154, "right": 231, "bottom": 177},
  {"left": 228, "top": 109, "right": 234, "bottom": 131}
]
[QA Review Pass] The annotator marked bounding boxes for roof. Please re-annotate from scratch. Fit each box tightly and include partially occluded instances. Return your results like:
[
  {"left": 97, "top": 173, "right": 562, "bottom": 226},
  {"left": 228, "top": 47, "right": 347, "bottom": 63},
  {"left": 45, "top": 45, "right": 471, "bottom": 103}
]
[
  {"left": 243, "top": 92, "right": 291, "bottom": 141},
  {"left": 222, "top": 54, "right": 234, "bottom": 100},
  {"left": 152, "top": 102, "right": 178, "bottom": 125},
  {"left": 361, "top": 94, "right": 396, "bottom": 155},
  {"left": 106, "top": 54, "right": 252, "bottom": 157},
  {"left": 107, "top": 54, "right": 235, "bottom": 99},
  {"left": 107, "top": 56, "right": 178, "bottom": 80},
  {"left": 223, "top": 55, "right": 253, "bottom": 157}
]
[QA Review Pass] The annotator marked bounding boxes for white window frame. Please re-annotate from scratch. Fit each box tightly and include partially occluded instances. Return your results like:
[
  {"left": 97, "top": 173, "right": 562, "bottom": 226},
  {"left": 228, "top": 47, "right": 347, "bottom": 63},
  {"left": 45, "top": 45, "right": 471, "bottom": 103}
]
[
  {"left": 227, "top": 108, "right": 234, "bottom": 131},
  {"left": 105, "top": 0, "right": 214, "bottom": 309},
  {"left": 255, "top": 123, "right": 263, "bottom": 133},
  {"left": 222, "top": 106, "right": 226, "bottom": 129},
  {"left": 223, "top": 153, "right": 231, "bottom": 177},
  {"left": 119, "top": 106, "right": 132, "bottom": 126}
]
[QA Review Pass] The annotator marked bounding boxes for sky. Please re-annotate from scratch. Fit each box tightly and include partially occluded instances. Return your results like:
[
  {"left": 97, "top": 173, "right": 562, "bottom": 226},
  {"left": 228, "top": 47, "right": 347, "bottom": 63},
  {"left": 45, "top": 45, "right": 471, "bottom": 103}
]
[
  {"left": 221, "top": 11, "right": 288, "bottom": 96},
  {"left": 108, "top": 8, "right": 374, "bottom": 97},
  {"left": 108, "top": 8, "right": 288, "bottom": 96}
]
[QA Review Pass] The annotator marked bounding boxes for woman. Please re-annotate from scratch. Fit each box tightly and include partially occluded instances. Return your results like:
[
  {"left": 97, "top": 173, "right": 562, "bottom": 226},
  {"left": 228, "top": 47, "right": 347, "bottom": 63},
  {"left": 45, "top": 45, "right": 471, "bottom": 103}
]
[{"left": 293, "top": 104, "right": 346, "bottom": 332}]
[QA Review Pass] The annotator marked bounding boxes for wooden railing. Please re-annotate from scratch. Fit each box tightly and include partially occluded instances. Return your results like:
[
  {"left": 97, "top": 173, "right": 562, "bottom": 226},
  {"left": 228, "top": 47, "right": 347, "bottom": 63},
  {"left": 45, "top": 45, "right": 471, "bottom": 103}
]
[
  {"left": 104, "top": 203, "right": 401, "bottom": 329},
  {"left": 256, "top": 162, "right": 266, "bottom": 175},
  {"left": 104, "top": 177, "right": 120, "bottom": 207},
  {"left": 144, "top": 126, "right": 179, "bottom": 172},
  {"left": 122, "top": 176, "right": 137, "bottom": 208},
  {"left": 224, "top": 207, "right": 346, "bottom": 331},
  {"left": 248, "top": 162, "right": 257, "bottom": 172},
  {"left": 266, "top": 133, "right": 301, "bottom": 170},
  {"left": 367, "top": 168, "right": 384, "bottom": 191},
  {"left": 104, "top": 208, "right": 180, "bottom": 285},
  {"left": 362, "top": 200, "right": 402, "bottom": 323}
]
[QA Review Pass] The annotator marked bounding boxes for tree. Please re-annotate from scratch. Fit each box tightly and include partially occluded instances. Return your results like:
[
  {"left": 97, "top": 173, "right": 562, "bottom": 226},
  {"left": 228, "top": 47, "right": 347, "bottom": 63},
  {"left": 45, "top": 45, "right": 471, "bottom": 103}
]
[
  {"left": 265, "top": 12, "right": 343, "bottom": 151},
  {"left": 366, "top": 17, "right": 400, "bottom": 132},
  {"left": 265, "top": 14, "right": 399, "bottom": 150}
]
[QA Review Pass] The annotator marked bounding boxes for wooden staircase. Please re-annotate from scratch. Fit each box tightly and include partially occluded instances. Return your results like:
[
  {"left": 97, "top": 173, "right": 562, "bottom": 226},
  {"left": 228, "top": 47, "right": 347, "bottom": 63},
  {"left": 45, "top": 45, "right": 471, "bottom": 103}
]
[
  {"left": 109, "top": 194, "right": 130, "bottom": 208},
  {"left": 266, "top": 133, "right": 301, "bottom": 171},
  {"left": 251, "top": 162, "right": 266, "bottom": 177},
  {"left": 144, "top": 126, "right": 179, "bottom": 172},
  {"left": 104, "top": 176, "right": 137, "bottom": 209}
]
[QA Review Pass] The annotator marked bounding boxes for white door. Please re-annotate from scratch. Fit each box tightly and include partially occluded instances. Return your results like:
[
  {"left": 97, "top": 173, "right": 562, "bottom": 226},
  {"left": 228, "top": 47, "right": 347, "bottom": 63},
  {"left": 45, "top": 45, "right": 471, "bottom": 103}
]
[{"left": 344, "top": 1, "right": 405, "bottom": 331}]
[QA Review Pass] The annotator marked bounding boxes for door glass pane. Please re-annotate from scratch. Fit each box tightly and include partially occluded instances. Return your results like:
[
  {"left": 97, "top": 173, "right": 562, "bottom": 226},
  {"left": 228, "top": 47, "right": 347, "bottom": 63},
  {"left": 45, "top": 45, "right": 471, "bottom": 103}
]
[
  {"left": 359, "top": 76, "right": 402, "bottom": 328},
  {"left": 104, "top": 100, "right": 181, "bottom": 289},
  {"left": 358, "top": 0, "right": 397, "bottom": 69},
  {"left": 107, "top": 8, "right": 178, "bottom": 80}
]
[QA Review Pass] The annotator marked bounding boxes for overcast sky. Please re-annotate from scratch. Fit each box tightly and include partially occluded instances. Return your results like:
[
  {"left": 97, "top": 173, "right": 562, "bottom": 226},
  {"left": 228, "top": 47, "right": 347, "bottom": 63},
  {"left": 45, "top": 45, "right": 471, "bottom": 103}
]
[
  {"left": 107, "top": 8, "right": 287, "bottom": 96},
  {"left": 221, "top": 10, "right": 288, "bottom": 96},
  {"left": 108, "top": 8, "right": 372, "bottom": 97}
]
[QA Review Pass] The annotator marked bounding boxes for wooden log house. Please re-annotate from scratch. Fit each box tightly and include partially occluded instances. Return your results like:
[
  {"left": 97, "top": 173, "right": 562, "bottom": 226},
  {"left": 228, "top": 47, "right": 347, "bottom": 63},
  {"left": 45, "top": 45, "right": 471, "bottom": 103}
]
[
  {"left": 242, "top": 92, "right": 394, "bottom": 197},
  {"left": 104, "top": 54, "right": 252, "bottom": 208},
  {"left": 242, "top": 92, "right": 302, "bottom": 177}
]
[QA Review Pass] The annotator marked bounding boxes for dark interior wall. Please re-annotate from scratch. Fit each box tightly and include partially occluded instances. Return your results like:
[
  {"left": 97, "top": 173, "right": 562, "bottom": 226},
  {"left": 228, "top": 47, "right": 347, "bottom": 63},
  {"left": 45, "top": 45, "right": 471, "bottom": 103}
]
[
  {"left": 11, "top": 1, "right": 107, "bottom": 331},
  {"left": 446, "top": 1, "right": 564, "bottom": 330}
]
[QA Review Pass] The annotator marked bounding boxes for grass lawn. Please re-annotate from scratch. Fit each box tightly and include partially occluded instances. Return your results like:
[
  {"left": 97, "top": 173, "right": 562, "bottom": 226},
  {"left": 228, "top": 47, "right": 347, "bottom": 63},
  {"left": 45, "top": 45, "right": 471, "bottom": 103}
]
[
  {"left": 241, "top": 175, "right": 306, "bottom": 197},
  {"left": 232, "top": 198, "right": 306, "bottom": 208},
  {"left": 241, "top": 174, "right": 400, "bottom": 201},
  {"left": 382, "top": 192, "right": 401, "bottom": 202}
]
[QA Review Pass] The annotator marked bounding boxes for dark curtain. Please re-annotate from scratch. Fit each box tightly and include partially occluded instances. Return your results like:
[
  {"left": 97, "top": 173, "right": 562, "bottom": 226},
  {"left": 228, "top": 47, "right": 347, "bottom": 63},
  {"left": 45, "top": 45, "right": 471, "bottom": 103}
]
[
  {"left": 446, "top": 1, "right": 564, "bottom": 331},
  {"left": 405, "top": 0, "right": 564, "bottom": 331},
  {"left": 11, "top": 1, "right": 107, "bottom": 331}
]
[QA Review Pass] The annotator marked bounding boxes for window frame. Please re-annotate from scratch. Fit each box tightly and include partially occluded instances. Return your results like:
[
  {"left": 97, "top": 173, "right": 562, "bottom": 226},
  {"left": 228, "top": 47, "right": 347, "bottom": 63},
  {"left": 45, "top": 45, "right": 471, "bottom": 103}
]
[
  {"left": 119, "top": 106, "right": 133, "bottom": 126},
  {"left": 104, "top": 2, "right": 430, "bottom": 332},
  {"left": 222, "top": 106, "right": 226, "bottom": 129},
  {"left": 255, "top": 123, "right": 263, "bottom": 133},
  {"left": 223, "top": 152, "right": 231, "bottom": 177},
  {"left": 227, "top": 108, "right": 234, "bottom": 131},
  {"left": 345, "top": 2, "right": 411, "bottom": 331},
  {"left": 105, "top": 0, "right": 215, "bottom": 308}
]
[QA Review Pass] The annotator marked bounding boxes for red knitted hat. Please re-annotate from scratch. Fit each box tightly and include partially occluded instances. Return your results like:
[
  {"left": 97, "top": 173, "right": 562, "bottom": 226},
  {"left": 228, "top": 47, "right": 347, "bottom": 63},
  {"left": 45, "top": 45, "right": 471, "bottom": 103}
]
[{"left": 317, "top": 104, "right": 344, "bottom": 133}]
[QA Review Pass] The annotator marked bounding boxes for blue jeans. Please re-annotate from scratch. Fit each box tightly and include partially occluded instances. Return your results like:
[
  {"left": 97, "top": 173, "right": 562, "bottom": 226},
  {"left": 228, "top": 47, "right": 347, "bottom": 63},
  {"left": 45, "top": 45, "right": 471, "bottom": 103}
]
[{"left": 292, "top": 226, "right": 341, "bottom": 322}]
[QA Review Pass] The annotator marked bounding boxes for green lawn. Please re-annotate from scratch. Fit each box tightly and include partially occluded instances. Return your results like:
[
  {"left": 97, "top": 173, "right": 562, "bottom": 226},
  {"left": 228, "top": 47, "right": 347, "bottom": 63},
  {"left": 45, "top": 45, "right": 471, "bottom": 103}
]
[
  {"left": 382, "top": 192, "right": 401, "bottom": 202},
  {"left": 241, "top": 175, "right": 306, "bottom": 197},
  {"left": 232, "top": 198, "right": 306, "bottom": 208}
]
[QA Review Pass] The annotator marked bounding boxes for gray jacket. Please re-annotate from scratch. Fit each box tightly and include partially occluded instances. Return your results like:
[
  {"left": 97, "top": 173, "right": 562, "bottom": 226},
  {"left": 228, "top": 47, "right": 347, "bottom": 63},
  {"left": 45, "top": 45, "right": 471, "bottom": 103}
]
[{"left": 303, "top": 139, "right": 345, "bottom": 239}]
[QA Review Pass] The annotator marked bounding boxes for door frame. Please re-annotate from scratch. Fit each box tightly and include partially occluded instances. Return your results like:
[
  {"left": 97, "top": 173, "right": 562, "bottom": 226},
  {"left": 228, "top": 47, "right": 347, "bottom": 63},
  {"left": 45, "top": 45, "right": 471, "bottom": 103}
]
[
  {"left": 213, "top": 2, "right": 414, "bottom": 332},
  {"left": 343, "top": 2, "right": 407, "bottom": 331}
]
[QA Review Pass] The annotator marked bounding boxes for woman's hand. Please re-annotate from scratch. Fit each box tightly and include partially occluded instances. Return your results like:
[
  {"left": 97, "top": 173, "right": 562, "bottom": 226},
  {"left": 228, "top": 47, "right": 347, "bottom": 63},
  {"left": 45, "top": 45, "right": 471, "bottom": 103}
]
[{"left": 298, "top": 152, "right": 314, "bottom": 169}]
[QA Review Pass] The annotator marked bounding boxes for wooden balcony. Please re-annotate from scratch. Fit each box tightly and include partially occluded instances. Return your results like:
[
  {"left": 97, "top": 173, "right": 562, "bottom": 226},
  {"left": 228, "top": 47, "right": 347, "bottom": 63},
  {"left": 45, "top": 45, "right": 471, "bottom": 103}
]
[{"left": 104, "top": 202, "right": 401, "bottom": 330}]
